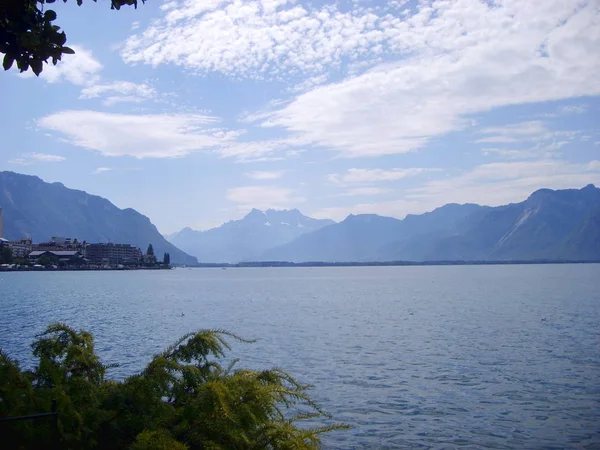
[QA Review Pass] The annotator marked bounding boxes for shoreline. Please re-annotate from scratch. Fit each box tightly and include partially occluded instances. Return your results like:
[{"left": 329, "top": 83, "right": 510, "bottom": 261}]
[
  {"left": 3, "top": 260, "right": 598, "bottom": 271},
  {"left": 188, "top": 259, "right": 600, "bottom": 268},
  {"left": 0, "top": 266, "right": 172, "bottom": 272}
]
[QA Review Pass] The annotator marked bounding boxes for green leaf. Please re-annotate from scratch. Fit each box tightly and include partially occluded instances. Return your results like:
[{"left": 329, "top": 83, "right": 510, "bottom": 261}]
[
  {"left": 3, "top": 54, "right": 15, "bottom": 71},
  {"left": 44, "top": 10, "right": 57, "bottom": 21},
  {"left": 62, "top": 47, "right": 75, "bottom": 55}
]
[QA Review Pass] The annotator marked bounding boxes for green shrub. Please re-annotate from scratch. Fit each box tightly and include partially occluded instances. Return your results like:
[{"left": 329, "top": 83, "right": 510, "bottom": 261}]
[{"left": 0, "top": 324, "right": 345, "bottom": 449}]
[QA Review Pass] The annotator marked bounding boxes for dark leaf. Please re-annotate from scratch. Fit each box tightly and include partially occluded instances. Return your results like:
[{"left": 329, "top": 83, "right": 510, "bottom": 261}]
[
  {"left": 46, "top": 0, "right": 56, "bottom": 2},
  {"left": 44, "top": 10, "right": 57, "bottom": 21},
  {"left": 3, "top": 54, "right": 15, "bottom": 71},
  {"left": 50, "top": 31, "right": 67, "bottom": 46},
  {"left": 16, "top": 60, "right": 29, "bottom": 72},
  {"left": 31, "top": 59, "right": 43, "bottom": 76},
  {"left": 62, "top": 47, "right": 75, "bottom": 55},
  {"left": 51, "top": 51, "right": 62, "bottom": 65}
]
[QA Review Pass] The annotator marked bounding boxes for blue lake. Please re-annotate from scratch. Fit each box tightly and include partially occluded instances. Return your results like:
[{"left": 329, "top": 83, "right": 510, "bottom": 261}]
[{"left": 1, "top": 265, "right": 599, "bottom": 448}]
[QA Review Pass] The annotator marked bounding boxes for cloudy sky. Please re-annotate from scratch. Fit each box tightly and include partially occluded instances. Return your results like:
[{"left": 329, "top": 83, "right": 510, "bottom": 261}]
[{"left": 1, "top": 0, "right": 599, "bottom": 233}]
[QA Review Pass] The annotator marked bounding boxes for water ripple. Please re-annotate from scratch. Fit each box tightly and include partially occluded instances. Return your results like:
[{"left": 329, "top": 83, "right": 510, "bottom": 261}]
[{"left": 1, "top": 265, "right": 599, "bottom": 448}]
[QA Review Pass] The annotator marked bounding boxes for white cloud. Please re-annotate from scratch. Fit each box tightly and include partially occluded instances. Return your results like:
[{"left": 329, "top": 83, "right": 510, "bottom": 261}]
[
  {"left": 92, "top": 167, "right": 113, "bottom": 174},
  {"left": 79, "top": 81, "right": 157, "bottom": 105},
  {"left": 479, "top": 121, "right": 548, "bottom": 137},
  {"left": 475, "top": 120, "right": 580, "bottom": 159},
  {"left": 219, "top": 140, "right": 285, "bottom": 161},
  {"left": 286, "top": 149, "right": 304, "bottom": 157},
  {"left": 19, "top": 46, "right": 102, "bottom": 85},
  {"left": 313, "top": 160, "right": 600, "bottom": 221},
  {"left": 481, "top": 144, "right": 567, "bottom": 160},
  {"left": 102, "top": 96, "right": 146, "bottom": 106},
  {"left": 218, "top": 134, "right": 308, "bottom": 162},
  {"left": 7, "top": 158, "right": 31, "bottom": 166},
  {"left": 239, "top": 99, "right": 289, "bottom": 124},
  {"left": 407, "top": 160, "right": 600, "bottom": 207},
  {"left": 262, "top": 1, "right": 600, "bottom": 157},
  {"left": 474, "top": 121, "right": 579, "bottom": 146},
  {"left": 559, "top": 105, "right": 588, "bottom": 115},
  {"left": 476, "top": 121, "right": 549, "bottom": 143},
  {"left": 288, "top": 74, "right": 329, "bottom": 93},
  {"left": 37, "top": 110, "right": 231, "bottom": 158},
  {"left": 122, "top": 0, "right": 391, "bottom": 77},
  {"left": 25, "top": 153, "right": 66, "bottom": 162},
  {"left": 245, "top": 170, "right": 285, "bottom": 180},
  {"left": 328, "top": 167, "right": 438, "bottom": 184},
  {"left": 8, "top": 153, "right": 65, "bottom": 165},
  {"left": 92, "top": 167, "right": 141, "bottom": 175},
  {"left": 36, "top": 109, "right": 304, "bottom": 162},
  {"left": 335, "top": 187, "right": 393, "bottom": 197},
  {"left": 536, "top": 104, "right": 589, "bottom": 118},
  {"left": 389, "top": 0, "right": 410, "bottom": 9},
  {"left": 226, "top": 185, "right": 305, "bottom": 210},
  {"left": 238, "top": 156, "right": 286, "bottom": 163}
]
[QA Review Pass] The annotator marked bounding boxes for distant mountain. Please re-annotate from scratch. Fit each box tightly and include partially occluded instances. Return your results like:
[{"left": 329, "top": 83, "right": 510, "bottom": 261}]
[
  {"left": 261, "top": 203, "right": 485, "bottom": 262},
  {"left": 168, "top": 209, "right": 335, "bottom": 263},
  {"left": 261, "top": 185, "right": 600, "bottom": 262},
  {"left": 406, "top": 184, "right": 600, "bottom": 261},
  {"left": 559, "top": 205, "right": 600, "bottom": 260},
  {"left": 0, "top": 171, "right": 197, "bottom": 265}
]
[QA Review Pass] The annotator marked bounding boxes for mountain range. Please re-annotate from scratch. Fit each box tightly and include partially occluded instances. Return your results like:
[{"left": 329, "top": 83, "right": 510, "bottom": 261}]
[
  {"left": 170, "top": 185, "right": 600, "bottom": 263},
  {"left": 1, "top": 170, "right": 598, "bottom": 264},
  {"left": 168, "top": 209, "right": 334, "bottom": 263},
  {"left": 0, "top": 171, "right": 197, "bottom": 265}
]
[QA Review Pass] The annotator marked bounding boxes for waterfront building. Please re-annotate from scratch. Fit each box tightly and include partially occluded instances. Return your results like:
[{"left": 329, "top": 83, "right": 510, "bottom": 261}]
[{"left": 85, "top": 243, "right": 142, "bottom": 265}]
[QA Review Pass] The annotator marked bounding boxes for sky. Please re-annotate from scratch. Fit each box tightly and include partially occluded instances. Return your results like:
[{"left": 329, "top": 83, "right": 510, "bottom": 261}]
[{"left": 1, "top": 0, "right": 599, "bottom": 234}]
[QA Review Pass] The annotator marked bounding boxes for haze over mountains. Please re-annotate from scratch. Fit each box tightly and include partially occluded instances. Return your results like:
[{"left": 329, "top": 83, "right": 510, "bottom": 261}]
[
  {"left": 1, "top": 170, "right": 598, "bottom": 264},
  {"left": 169, "top": 209, "right": 334, "bottom": 263},
  {"left": 171, "top": 185, "right": 600, "bottom": 263},
  {"left": 0, "top": 171, "right": 197, "bottom": 265}
]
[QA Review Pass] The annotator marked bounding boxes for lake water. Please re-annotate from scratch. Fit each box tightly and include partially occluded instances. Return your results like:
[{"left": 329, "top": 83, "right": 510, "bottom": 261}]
[{"left": 1, "top": 265, "right": 599, "bottom": 448}]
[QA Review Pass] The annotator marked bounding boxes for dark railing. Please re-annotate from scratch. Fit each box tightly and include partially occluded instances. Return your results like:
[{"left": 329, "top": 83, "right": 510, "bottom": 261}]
[{"left": 0, "top": 400, "right": 59, "bottom": 448}]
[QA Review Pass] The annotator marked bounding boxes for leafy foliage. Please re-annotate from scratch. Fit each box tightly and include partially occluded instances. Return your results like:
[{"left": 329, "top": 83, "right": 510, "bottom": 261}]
[
  {"left": 0, "top": 245, "right": 13, "bottom": 263},
  {"left": 0, "top": 323, "right": 345, "bottom": 449},
  {"left": 1, "top": 0, "right": 144, "bottom": 76},
  {"left": 36, "top": 253, "right": 59, "bottom": 266}
]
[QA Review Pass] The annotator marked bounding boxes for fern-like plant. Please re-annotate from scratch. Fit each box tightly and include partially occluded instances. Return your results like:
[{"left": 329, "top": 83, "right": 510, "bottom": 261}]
[{"left": 0, "top": 323, "right": 346, "bottom": 449}]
